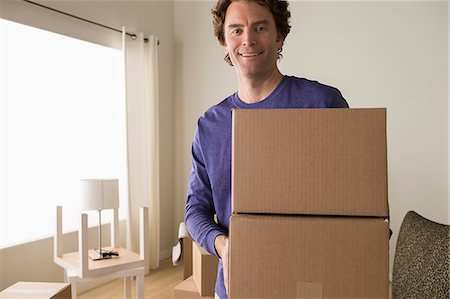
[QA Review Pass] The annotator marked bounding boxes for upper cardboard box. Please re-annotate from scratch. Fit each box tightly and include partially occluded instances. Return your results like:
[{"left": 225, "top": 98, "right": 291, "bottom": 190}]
[{"left": 232, "top": 108, "right": 388, "bottom": 217}]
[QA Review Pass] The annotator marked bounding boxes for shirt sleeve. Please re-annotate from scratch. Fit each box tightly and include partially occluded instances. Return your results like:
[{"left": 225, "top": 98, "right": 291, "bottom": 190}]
[
  {"left": 330, "top": 89, "right": 350, "bottom": 108},
  {"left": 184, "top": 124, "right": 227, "bottom": 256}
]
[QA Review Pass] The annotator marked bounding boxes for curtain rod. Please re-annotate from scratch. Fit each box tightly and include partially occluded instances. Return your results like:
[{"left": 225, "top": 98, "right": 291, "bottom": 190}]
[{"left": 22, "top": 0, "right": 158, "bottom": 44}]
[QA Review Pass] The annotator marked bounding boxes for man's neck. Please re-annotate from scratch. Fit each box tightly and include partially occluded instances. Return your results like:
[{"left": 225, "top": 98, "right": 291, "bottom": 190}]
[{"left": 237, "top": 69, "right": 284, "bottom": 104}]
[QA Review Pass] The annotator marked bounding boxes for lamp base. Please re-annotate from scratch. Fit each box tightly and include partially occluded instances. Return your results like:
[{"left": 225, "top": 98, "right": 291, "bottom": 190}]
[{"left": 88, "top": 249, "right": 112, "bottom": 261}]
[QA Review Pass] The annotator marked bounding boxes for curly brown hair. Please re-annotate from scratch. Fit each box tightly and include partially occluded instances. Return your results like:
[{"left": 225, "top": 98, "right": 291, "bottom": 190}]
[{"left": 212, "top": 0, "right": 291, "bottom": 66}]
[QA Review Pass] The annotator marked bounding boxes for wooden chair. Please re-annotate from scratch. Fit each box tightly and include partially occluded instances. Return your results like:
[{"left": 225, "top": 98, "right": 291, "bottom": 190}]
[{"left": 54, "top": 206, "right": 148, "bottom": 299}]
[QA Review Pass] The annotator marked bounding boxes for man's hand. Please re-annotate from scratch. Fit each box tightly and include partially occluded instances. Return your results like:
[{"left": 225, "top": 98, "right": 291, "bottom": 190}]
[{"left": 214, "top": 234, "right": 229, "bottom": 295}]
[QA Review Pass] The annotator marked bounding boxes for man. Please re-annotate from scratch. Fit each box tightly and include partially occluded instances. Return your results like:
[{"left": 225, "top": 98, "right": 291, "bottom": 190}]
[{"left": 185, "top": 1, "right": 348, "bottom": 298}]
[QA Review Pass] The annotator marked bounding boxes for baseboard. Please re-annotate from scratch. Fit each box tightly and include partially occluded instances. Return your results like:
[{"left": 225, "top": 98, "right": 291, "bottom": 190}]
[{"left": 160, "top": 248, "right": 172, "bottom": 261}]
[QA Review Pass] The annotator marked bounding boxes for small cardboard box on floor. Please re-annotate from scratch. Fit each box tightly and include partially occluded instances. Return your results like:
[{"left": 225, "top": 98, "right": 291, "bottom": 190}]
[
  {"left": 0, "top": 282, "right": 71, "bottom": 299},
  {"left": 173, "top": 241, "right": 218, "bottom": 299},
  {"left": 229, "top": 108, "right": 390, "bottom": 299},
  {"left": 173, "top": 277, "right": 214, "bottom": 299},
  {"left": 183, "top": 236, "right": 193, "bottom": 279},
  {"left": 192, "top": 242, "right": 219, "bottom": 296}
]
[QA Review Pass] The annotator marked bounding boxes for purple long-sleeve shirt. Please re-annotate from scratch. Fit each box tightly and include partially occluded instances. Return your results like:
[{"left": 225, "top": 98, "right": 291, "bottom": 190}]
[{"left": 185, "top": 76, "right": 349, "bottom": 299}]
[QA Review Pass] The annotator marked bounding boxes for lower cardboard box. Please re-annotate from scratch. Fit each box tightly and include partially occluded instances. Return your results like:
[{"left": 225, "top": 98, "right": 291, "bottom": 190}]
[
  {"left": 229, "top": 214, "right": 389, "bottom": 299},
  {"left": 173, "top": 276, "right": 214, "bottom": 299}
]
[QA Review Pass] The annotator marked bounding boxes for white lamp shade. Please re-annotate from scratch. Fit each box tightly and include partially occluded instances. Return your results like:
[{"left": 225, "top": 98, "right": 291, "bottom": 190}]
[{"left": 81, "top": 179, "right": 119, "bottom": 211}]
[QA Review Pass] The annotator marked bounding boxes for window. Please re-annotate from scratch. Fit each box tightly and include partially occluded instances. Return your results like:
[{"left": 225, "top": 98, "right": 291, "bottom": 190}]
[{"left": 0, "top": 19, "right": 128, "bottom": 248}]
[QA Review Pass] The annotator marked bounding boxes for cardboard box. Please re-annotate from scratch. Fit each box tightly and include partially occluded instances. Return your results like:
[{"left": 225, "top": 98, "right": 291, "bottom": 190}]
[
  {"left": 192, "top": 242, "right": 218, "bottom": 296},
  {"left": 229, "top": 214, "right": 389, "bottom": 299},
  {"left": 232, "top": 108, "right": 388, "bottom": 217},
  {"left": 0, "top": 282, "right": 71, "bottom": 299},
  {"left": 230, "top": 108, "right": 390, "bottom": 298},
  {"left": 183, "top": 236, "right": 193, "bottom": 279},
  {"left": 173, "top": 276, "right": 214, "bottom": 299}
]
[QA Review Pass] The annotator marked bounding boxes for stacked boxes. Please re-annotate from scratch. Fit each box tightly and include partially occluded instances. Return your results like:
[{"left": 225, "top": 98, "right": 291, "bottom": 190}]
[
  {"left": 229, "top": 108, "right": 390, "bottom": 299},
  {"left": 173, "top": 240, "right": 218, "bottom": 299}
]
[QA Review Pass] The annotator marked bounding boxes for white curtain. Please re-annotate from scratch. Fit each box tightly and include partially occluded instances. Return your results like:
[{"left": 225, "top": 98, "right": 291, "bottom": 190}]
[{"left": 122, "top": 29, "right": 160, "bottom": 271}]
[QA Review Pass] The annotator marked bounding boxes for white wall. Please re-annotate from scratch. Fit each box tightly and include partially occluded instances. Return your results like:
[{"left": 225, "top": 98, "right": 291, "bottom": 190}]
[{"left": 173, "top": 0, "right": 449, "bottom": 279}]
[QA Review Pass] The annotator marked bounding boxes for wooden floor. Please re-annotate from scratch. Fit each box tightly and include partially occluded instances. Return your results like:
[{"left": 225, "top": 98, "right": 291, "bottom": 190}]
[{"left": 78, "top": 258, "right": 183, "bottom": 299}]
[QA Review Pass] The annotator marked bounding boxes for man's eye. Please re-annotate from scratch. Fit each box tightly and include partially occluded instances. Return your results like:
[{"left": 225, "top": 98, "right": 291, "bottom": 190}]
[
  {"left": 256, "top": 26, "right": 267, "bottom": 32},
  {"left": 231, "top": 28, "right": 242, "bottom": 35}
]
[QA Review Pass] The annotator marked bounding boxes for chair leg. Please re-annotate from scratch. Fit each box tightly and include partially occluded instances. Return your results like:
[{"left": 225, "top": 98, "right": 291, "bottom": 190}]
[
  {"left": 65, "top": 271, "right": 79, "bottom": 299},
  {"left": 124, "top": 276, "right": 131, "bottom": 299},
  {"left": 71, "top": 281, "right": 77, "bottom": 299},
  {"left": 136, "top": 274, "right": 144, "bottom": 299}
]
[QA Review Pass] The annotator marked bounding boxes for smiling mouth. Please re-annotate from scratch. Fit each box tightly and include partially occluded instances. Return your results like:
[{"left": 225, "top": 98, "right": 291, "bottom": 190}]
[{"left": 239, "top": 51, "right": 262, "bottom": 57}]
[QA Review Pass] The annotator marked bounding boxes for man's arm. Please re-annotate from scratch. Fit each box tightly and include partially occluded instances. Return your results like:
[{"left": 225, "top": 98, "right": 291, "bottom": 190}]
[{"left": 185, "top": 126, "right": 227, "bottom": 256}]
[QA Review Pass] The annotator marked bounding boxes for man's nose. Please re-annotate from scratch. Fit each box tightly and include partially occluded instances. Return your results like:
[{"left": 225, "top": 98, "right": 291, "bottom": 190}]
[{"left": 242, "top": 30, "right": 256, "bottom": 46}]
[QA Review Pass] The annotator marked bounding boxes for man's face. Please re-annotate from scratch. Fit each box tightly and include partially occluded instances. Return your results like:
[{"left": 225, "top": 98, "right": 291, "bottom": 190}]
[{"left": 223, "top": 0, "right": 283, "bottom": 80}]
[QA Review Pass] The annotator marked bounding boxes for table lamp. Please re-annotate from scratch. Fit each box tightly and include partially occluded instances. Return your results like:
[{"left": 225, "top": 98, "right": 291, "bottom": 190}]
[{"left": 81, "top": 178, "right": 119, "bottom": 260}]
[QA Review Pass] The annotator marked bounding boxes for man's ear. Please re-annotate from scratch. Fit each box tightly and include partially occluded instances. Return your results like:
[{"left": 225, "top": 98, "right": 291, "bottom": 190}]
[
  {"left": 276, "top": 33, "right": 284, "bottom": 44},
  {"left": 223, "top": 41, "right": 229, "bottom": 54},
  {"left": 219, "top": 36, "right": 227, "bottom": 48}
]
